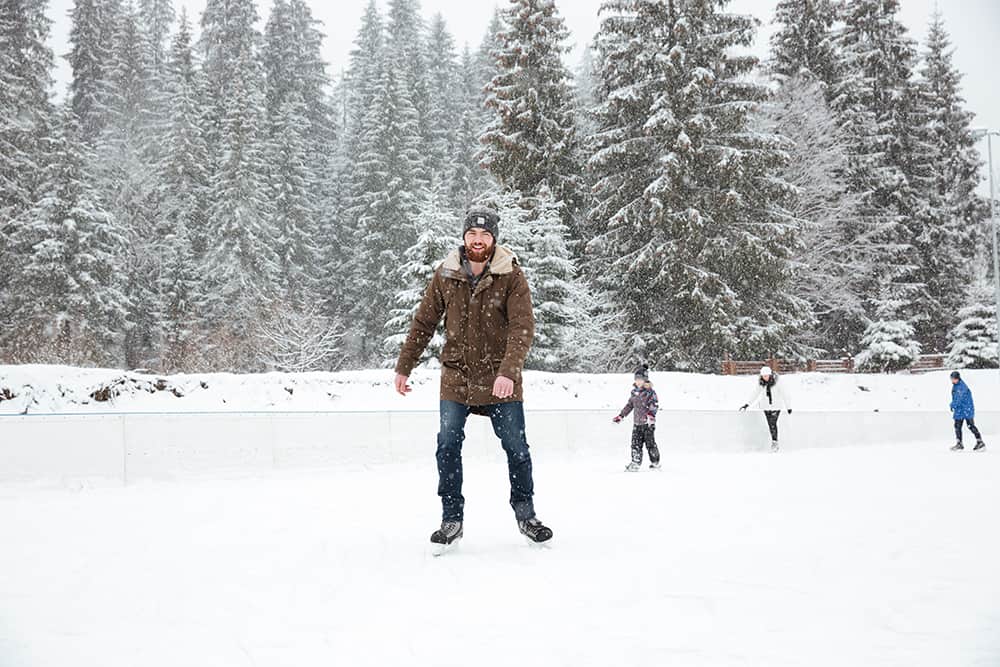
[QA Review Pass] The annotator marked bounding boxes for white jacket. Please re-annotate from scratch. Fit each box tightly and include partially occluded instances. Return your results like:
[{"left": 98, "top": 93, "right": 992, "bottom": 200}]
[{"left": 745, "top": 376, "right": 792, "bottom": 411}]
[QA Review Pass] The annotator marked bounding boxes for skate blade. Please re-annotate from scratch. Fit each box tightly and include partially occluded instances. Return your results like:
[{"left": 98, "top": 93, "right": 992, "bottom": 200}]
[
  {"left": 431, "top": 538, "right": 461, "bottom": 557},
  {"left": 524, "top": 536, "right": 553, "bottom": 549}
]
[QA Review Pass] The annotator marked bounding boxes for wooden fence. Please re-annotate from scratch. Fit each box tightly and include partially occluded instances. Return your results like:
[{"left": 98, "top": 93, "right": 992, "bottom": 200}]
[{"left": 720, "top": 353, "right": 948, "bottom": 375}]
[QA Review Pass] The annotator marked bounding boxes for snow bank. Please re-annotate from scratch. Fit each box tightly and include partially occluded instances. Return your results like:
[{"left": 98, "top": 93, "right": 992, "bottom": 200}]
[{"left": 2, "top": 364, "right": 998, "bottom": 414}]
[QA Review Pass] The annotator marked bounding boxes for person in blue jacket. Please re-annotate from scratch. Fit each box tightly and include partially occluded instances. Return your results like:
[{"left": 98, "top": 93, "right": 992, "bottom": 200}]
[{"left": 950, "top": 371, "right": 986, "bottom": 451}]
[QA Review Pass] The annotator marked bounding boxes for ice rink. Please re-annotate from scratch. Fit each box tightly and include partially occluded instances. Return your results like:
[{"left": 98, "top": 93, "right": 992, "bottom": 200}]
[{"left": 2, "top": 438, "right": 998, "bottom": 667}]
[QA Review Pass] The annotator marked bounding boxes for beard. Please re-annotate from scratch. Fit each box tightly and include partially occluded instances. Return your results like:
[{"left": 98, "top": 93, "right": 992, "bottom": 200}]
[{"left": 465, "top": 241, "right": 494, "bottom": 263}]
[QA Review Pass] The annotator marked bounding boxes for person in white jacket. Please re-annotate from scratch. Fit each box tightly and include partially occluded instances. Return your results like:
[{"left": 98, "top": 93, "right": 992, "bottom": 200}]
[{"left": 739, "top": 366, "right": 792, "bottom": 451}]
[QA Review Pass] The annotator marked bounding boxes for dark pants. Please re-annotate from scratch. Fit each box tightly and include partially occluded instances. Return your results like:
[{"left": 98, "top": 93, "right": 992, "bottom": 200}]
[
  {"left": 631, "top": 424, "right": 660, "bottom": 464},
  {"left": 954, "top": 418, "right": 982, "bottom": 443},
  {"left": 764, "top": 411, "right": 780, "bottom": 441},
  {"left": 436, "top": 400, "right": 535, "bottom": 522}
]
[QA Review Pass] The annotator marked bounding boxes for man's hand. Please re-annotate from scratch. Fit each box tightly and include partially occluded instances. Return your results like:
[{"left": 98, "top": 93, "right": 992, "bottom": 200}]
[
  {"left": 394, "top": 373, "right": 411, "bottom": 396},
  {"left": 492, "top": 375, "right": 514, "bottom": 399}
]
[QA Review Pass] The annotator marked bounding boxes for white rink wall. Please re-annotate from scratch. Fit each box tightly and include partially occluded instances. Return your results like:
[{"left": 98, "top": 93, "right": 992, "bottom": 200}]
[{"left": 1, "top": 365, "right": 997, "bottom": 483}]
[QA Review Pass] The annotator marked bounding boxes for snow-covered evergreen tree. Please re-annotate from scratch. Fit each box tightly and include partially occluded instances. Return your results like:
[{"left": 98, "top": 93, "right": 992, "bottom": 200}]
[
  {"left": 5, "top": 105, "right": 128, "bottom": 365},
  {"left": 830, "top": 0, "right": 924, "bottom": 328},
  {"left": 137, "top": 0, "right": 173, "bottom": 72},
  {"left": 198, "top": 0, "right": 277, "bottom": 370},
  {"left": 0, "top": 0, "right": 54, "bottom": 256},
  {"left": 268, "top": 92, "right": 320, "bottom": 304},
  {"left": 97, "top": 0, "right": 162, "bottom": 367},
  {"left": 481, "top": 0, "right": 583, "bottom": 229},
  {"left": 761, "top": 74, "right": 864, "bottom": 355},
  {"left": 340, "top": 0, "right": 382, "bottom": 166},
  {"left": 424, "top": 13, "right": 461, "bottom": 181},
  {"left": 383, "top": 181, "right": 460, "bottom": 365},
  {"left": 769, "top": 0, "right": 841, "bottom": 89},
  {"left": 386, "top": 0, "right": 429, "bottom": 181},
  {"left": 522, "top": 187, "right": 582, "bottom": 370},
  {"left": 449, "top": 44, "right": 494, "bottom": 209},
  {"left": 346, "top": 44, "right": 423, "bottom": 364},
  {"left": 946, "top": 267, "right": 998, "bottom": 369},
  {"left": 67, "top": 0, "right": 120, "bottom": 143},
  {"left": 856, "top": 311, "right": 921, "bottom": 373},
  {"left": 588, "top": 0, "right": 809, "bottom": 370},
  {"left": 912, "top": 10, "right": 987, "bottom": 351}
]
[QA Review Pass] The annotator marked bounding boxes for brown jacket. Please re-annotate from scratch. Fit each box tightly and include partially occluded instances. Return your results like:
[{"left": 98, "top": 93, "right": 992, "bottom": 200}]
[{"left": 394, "top": 245, "right": 535, "bottom": 406}]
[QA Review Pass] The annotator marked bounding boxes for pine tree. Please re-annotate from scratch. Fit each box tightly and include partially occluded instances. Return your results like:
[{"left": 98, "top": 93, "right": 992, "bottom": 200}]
[
  {"left": 522, "top": 187, "right": 582, "bottom": 370},
  {"left": 67, "top": 0, "right": 120, "bottom": 143},
  {"left": 481, "top": 0, "right": 583, "bottom": 229},
  {"left": 476, "top": 8, "right": 504, "bottom": 129},
  {"left": 761, "top": 74, "right": 864, "bottom": 355},
  {"left": 913, "top": 9, "right": 987, "bottom": 351},
  {"left": 346, "top": 46, "right": 423, "bottom": 364},
  {"left": 0, "top": 0, "right": 54, "bottom": 259},
  {"left": 137, "top": 0, "right": 174, "bottom": 76},
  {"left": 588, "top": 0, "right": 809, "bottom": 370},
  {"left": 383, "top": 180, "right": 460, "bottom": 365},
  {"left": 831, "top": 0, "right": 924, "bottom": 330},
  {"left": 450, "top": 44, "right": 494, "bottom": 209},
  {"left": 424, "top": 13, "right": 461, "bottom": 181},
  {"left": 341, "top": 0, "right": 382, "bottom": 166},
  {"left": 386, "top": 0, "right": 429, "bottom": 181},
  {"left": 856, "top": 311, "right": 921, "bottom": 372},
  {"left": 97, "top": 0, "right": 161, "bottom": 368},
  {"left": 769, "top": 0, "right": 841, "bottom": 89},
  {"left": 156, "top": 8, "right": 209, "bottom": 370},
  {"left": 5, "top": 105, "right": 128, "bottom": 365},
  {"left": 199, "top": 0, "right": 277, "bottom": 370},
  {"left": 946, "top": 267, "right": 998, "bottom": 369},
  {"left": 268, "top": 92, "right": 320, "bottom": 304}
]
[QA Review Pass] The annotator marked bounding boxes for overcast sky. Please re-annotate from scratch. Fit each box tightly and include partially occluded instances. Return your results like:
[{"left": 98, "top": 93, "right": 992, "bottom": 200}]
[{"left": 45, "top": 0, "right": 1000, "bottom": 191}]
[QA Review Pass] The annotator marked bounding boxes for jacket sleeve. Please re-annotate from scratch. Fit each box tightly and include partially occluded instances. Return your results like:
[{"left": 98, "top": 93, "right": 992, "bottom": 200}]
[
  {"left": 647, "top": 390, "right": 659, "bottom": 417},
  {"left": 394, "top": 271, "right": 446, "bottom": 377},
  {"left": 498, "top": 269, "right": 535, "bottom": 382},
  {"left": 745, "top": 384, "right": 762, "bottom": 408},
  {"left": 620, "top": 397, "right": 634, "bottom": 418}
]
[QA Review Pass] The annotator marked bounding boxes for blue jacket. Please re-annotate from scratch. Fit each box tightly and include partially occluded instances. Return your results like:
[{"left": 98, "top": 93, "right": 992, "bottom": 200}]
[{"left": 950, "top": 380, "right": 975, "bottom": 421}]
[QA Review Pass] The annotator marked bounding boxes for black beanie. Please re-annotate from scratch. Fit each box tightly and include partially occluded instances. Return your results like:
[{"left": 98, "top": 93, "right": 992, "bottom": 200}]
[
  {"left": 950, "top": 370, "right": 961, "bottom": 380},
  {"left": 463, "top": 206, "right": 500, "bottom": 240}
]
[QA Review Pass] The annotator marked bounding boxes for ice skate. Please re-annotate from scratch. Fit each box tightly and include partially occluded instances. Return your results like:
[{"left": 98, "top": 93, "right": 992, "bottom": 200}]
[
  {"left": 950, "top": 442, "right": 964, "bottom": 451},
  {"left": 518, "top": 517, "right": 553, "bottom": 546},
  {"left": 974, "top": 440, "right": 986, "bottom": 451},
  {"left": 430, "top": 520, "right": 463, "bottom": 556}
]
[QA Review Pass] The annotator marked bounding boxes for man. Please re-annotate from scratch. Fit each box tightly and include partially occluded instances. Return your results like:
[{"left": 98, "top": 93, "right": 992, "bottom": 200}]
[
  {"left": 394, "top": 205, "right": 553, "bottom": 550},
  {"left": 949, "top": 371, "right": 986, "bottom": 451}
]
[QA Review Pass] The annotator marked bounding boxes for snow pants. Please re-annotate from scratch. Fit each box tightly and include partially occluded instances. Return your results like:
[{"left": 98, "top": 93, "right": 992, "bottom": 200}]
[
  {"left": 436, "top": 400, "right": 535, "bottom": 522},
  {"left": 631, "top": 424, "right": 660, "bottom": 465},
  {"left": 764, "top": 410, "right": 780, "bottom": 442},
  {"left": 954, "top": 418, "right": 983, "bottom": 444}
]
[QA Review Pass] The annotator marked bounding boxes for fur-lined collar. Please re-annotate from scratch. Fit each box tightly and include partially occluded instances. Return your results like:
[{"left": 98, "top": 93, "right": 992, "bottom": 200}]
[{"left": 440, "top": 245, "right": 518, "bottom": 277}]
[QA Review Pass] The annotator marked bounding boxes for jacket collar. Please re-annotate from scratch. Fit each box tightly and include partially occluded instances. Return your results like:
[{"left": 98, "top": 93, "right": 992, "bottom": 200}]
[{"left": 441, "top": 245, "right": 518, "bottom": 279}]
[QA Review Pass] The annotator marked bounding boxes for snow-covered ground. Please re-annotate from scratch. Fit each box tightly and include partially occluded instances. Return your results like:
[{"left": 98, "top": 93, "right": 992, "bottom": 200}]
[{"left": 1, "top": 366, "right": 999, "bottom": 666}]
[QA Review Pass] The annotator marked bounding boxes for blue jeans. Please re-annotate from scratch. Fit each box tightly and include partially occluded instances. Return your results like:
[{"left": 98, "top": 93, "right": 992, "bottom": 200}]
[{"left": 436, "top": 400, "right": 535, "bottom": 522}]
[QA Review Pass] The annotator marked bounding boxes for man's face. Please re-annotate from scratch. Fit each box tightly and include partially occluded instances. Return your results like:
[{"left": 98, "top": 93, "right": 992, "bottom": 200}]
[
  {"left": 952, "top": 377, "right": 959, "bottom": 384},
  {"left": 464, "top": 228, "right": 494, "bottom": 262}
]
